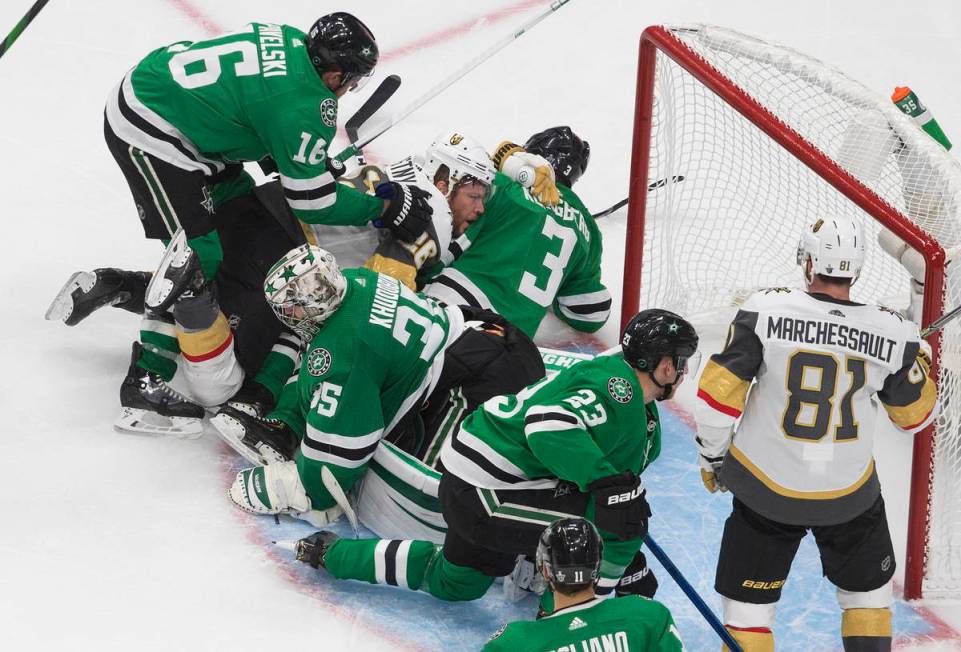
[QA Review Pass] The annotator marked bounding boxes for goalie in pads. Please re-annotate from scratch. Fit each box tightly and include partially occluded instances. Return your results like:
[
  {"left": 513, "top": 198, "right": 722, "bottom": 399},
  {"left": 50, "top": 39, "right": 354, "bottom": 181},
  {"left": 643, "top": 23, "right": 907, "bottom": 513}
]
[{"left": 695, "top": 216, "right": 938, "bottom": 652}]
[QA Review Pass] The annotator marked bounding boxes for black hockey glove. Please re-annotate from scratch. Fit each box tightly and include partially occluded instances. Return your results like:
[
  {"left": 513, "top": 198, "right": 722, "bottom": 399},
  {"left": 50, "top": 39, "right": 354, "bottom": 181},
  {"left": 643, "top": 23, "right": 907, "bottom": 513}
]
[
  {"left": 615, "top": 550, "right": 658, "bottom": 599},
  {"left": 217, "top": 405, "right": 299, "bottom": 463},
  {"left": 588, "top": 471, "right": 651, "bottom": 542},
  {"left": 374, "top": 181, "right": 433, "bottom": 243}
]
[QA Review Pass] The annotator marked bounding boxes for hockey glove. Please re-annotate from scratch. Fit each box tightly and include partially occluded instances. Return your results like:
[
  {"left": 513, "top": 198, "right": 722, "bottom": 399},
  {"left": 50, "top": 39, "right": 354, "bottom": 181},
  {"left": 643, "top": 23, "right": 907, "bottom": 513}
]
[
  {"left": 294, "top": 530, "right": 341, "bottom": 569},
  {"left": 374, "top": 181, "right": 433, "bottom": 243},
  {"left": 699, "top": 454, "right": 727, "bottom": 493},
  {"left": 615, "top": 551, "right": 658, "bottom": 599},
  {"left": 588, "top": 471, "right": 651, "bottom": 542},
  {"left": 492, "top": 141, "right": 560, "bottom": 206}
]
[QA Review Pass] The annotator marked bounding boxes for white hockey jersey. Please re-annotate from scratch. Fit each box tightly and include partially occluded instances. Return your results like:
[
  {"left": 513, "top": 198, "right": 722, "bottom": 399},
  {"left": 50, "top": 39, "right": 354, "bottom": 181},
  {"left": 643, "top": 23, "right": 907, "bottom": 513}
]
[{"left": 696, "top": 288, "right": 937, "bottom": 525}]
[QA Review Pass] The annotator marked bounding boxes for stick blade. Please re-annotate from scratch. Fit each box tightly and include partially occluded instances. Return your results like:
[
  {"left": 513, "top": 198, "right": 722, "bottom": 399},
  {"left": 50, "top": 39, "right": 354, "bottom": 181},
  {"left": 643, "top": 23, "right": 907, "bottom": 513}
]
[{"left": 345, "top": 74, "right": 402, "bottom": 144}]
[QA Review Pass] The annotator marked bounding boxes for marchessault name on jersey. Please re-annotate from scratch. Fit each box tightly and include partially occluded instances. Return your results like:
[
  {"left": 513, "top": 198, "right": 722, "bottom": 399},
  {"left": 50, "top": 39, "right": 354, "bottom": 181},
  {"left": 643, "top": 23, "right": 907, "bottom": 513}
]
[{"left": 766, "top": 316, "right": 897, "bottom": 363}]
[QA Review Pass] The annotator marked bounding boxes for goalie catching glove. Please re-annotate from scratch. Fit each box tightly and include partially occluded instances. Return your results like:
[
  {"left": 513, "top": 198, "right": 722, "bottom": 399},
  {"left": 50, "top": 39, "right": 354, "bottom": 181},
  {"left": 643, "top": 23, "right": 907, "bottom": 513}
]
[
  {"left": 492, "top": 141, "right": 560, "bottom": 206},
  {"left": 587, "top": 471, "right": 651, "bottom": 542},
  {"left": 374, "top": 181, "right": 433, "bottom": 243}
]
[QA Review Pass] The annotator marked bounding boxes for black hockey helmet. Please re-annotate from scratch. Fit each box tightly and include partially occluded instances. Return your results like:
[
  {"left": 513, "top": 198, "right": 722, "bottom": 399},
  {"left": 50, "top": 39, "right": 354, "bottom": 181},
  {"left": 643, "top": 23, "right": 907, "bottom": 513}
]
[
  {"left": 524, "top": 126, "right": 591, "bottom": 187},
  {"left": 622, "top": 309, "right": 699, "bottom": 374},
  {"left": 306, "top": 13, "right": 378, "bottom": 89},
  {"left": 535, "top": 518, "right": 602, "bottom": 591}
]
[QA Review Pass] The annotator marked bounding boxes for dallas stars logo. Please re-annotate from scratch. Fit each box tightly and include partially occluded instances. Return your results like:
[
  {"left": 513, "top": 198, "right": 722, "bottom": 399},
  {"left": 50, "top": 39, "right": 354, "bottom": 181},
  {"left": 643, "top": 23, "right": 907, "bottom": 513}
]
[
  {"left": 320, "top": 98, "right": 337, "bottom": 128},
  {"left": 667, "top": 322, "right": 679, "bottom": 334},
  {"left": 360, "top": 47, "right": 372, "bottom": 57},
  {"left": 307, "top": 348, "right": 332, "bottom": 377},
  {"left": 608, "top": 377, "right": 633, "bottom": 404}
]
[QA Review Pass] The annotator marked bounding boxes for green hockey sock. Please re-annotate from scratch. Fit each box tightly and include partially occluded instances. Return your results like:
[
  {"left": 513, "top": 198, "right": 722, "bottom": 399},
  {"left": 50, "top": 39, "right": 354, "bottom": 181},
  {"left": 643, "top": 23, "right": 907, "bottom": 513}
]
[{"left": 324, "top": 538, "right": 494, "bottom": 602}]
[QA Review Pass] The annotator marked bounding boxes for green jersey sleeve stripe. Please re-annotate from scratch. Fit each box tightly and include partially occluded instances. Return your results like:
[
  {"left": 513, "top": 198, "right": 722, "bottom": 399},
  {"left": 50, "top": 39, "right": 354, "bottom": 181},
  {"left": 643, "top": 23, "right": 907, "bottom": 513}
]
[
  {"left": 301, "top": 434, "right": 381, "bottom": 469},
  {"left": 523, "top": 406, "right": 584, "bottom": 437},
  {"left": 305, "top": 425, "right": 384, "bottom": 450}
]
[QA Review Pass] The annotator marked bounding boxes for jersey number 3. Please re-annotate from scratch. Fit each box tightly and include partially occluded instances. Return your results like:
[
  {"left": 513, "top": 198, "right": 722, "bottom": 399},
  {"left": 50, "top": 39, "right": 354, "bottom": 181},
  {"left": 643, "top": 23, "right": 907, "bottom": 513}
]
[
  {"left": 782, "top": 351, "right": 866, "bottom": 442},
  {"left": 519, "top": 218, "right": 576, "bottom": 306}
]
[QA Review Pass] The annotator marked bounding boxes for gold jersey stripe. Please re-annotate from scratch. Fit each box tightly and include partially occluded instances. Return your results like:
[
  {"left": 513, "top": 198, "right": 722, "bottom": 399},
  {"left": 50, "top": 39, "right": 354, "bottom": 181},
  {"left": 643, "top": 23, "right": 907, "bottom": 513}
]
[
  {"left": 698, "top": 359, "right": 751, "bottom": 413},
  {"left": 729, "top": 444, "right": 875, "bottom": 500},
  {"left": 364, "top": 253, "right": 417, "bottom": 290}
]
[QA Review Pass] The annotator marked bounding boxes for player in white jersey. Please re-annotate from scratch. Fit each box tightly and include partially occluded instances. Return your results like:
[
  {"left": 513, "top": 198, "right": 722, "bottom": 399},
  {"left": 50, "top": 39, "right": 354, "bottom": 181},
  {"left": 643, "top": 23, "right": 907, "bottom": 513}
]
[{"left": 695, "top": 216, "right": 938, "bottom": 652}]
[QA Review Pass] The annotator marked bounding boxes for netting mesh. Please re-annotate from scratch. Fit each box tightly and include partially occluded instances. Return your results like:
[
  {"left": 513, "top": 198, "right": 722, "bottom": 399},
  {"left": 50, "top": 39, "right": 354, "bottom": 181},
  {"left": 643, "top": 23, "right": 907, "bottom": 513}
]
[{"left": 640, "top": 24, "right": 961, "bottom": 597}]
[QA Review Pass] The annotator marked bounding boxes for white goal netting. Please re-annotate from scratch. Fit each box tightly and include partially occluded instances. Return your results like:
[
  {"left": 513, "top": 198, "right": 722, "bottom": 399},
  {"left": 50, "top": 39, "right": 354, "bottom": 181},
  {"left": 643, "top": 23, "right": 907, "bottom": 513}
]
[{"left": 638, "top": 24, "right": 961, "bottom": 597}]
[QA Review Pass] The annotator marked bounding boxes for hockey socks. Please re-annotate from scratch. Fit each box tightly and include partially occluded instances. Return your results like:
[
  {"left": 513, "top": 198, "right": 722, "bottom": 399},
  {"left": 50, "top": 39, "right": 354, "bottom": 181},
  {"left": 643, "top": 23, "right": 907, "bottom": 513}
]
[
  {"left": 174, "top": 289, "right": 241, "bottom": 406},
  {"left": 323, "top": 538, "right": 495, "bottom": 602},
  {"left": 841, "top": 608, "right": 892, "bottom": 652},
  {"left": 138, "top": 309, "right": 179, "bottom": 381},
  {"left": 723, "top": 626, "right": 774, "bottom": 652}
]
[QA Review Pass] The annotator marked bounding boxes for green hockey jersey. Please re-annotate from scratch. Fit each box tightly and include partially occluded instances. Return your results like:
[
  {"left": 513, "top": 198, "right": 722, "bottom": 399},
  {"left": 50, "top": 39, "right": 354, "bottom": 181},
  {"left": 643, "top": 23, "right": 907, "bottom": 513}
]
[
  {"left": 483, "top": 595, "right": 685, "bottom": 652},
  {"left": 440, "top": 354, "right": 659, "bottom": 492},
  {"left": 105, "top": 22, "right": 382, "bottom": 226},
  {"left": 422, "top": 173, "right": 611, "bottom": 337},
  {"left": 270, "top": 267, "right": 464, "bottom": 509}
]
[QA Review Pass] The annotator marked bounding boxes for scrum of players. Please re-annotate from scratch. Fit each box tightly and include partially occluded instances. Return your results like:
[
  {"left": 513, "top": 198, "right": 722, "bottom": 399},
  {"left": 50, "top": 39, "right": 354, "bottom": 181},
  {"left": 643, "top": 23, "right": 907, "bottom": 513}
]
[{"left": 44, "top": 11, "right": 943, "bottom": 652}]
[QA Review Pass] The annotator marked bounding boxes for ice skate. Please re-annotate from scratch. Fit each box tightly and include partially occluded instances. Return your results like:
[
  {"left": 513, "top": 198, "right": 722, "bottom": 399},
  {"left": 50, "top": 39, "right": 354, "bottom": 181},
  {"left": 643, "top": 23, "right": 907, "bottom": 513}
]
[
  {"left": 115, "top": 343, "right": 204, "bottom": 437},
  {"left": 45, "top": 268, "right": 150, "bottom": 326},
  {"left": 144, "top": 229, "right": 205, "bottom": 313},
  {"left": 211, "top": 404, "right": 297, "bottom": 466}
]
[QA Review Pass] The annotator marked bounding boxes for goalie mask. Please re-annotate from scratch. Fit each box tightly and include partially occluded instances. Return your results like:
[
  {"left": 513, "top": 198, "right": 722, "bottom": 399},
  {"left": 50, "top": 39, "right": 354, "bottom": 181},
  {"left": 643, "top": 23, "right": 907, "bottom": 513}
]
[
  {"left": 264, "top": 245, "right": 346, "bottom": 341},
  {"left": 421, "top": 131, "right": 496, "bottom": 199},
  {"left": 797, "top": 216, "right": 865, "bottom": 284},
  {"left": 535, "top": 518, "right": 602, "bottom": 591}
]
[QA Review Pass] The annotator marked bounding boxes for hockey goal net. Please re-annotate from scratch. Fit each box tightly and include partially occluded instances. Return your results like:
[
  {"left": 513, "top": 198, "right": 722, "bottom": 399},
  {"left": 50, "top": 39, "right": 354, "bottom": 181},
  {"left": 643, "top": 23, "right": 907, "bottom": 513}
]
[{"left": 624, "top": 25, "right": 961, "bottom": 599}]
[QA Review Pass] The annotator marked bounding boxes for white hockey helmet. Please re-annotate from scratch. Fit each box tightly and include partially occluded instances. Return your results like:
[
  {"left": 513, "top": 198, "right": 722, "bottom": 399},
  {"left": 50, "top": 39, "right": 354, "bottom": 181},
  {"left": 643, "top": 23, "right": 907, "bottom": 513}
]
[
  {"left": 264, "top": 244, "right": 347, "bottom": 340},
  {"left": 796, "top": 216, "right": 865, "bottom": 282},
  {"left": 421, "top": 131, "right": 496, "bottom": 195}
]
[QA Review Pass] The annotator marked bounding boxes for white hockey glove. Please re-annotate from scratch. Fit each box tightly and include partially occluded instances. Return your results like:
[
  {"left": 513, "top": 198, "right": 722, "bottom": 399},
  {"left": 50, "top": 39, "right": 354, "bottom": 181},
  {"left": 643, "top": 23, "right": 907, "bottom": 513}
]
[
  {"left": 492, "top": 141, "right": 560, "bottom": 206},
  {"left": 699, "top": 454, "right": 727, "bottom": 494}
]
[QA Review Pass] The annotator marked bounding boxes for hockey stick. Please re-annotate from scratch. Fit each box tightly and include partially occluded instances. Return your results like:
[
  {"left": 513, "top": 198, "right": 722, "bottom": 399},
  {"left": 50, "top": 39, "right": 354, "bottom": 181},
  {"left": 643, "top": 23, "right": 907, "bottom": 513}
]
[
  {"left": 321, "top": 466, "right": 360, "bottom": 538},
  {"left": 0, "top": 0, "right": 49, "bottom": 60},
  {"left": 643, "top": 533, "right": 744, "bottom": 652},
  {"left": 593, "top": 176, "right": 686, "bottom": 219},
  {"left": 921, "top": 303, "right": 961, "bottom": 338},
  {"left": 333, "top": 0, "right": 575, "bottom": 162},
  {"left": 257, "top": 76, "right": 403, "bottom": 176},
  {"left": 338, "top": 74, "right": 403, "bottom": 166}
]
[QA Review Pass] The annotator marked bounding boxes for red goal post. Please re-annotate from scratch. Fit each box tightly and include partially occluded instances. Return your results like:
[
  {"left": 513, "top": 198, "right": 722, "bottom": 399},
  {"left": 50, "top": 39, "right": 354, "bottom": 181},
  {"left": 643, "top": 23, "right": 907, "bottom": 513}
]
[{"left": 623, "top": 25, "right": 955, "bottom": 600}]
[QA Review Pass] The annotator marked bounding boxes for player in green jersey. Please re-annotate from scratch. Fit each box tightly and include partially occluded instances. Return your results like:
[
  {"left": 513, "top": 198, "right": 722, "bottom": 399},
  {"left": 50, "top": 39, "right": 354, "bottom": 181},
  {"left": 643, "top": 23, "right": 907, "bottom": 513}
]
[
  {"left": 483, "top": 518, "right": 685, "bottom": 652},
  {"left": 287, "top": 309, "right": 699, "bottom": 604},
  {"left": 422, "top": 127, "right": 611, "bottom": 338},
  {"left": 222, "top": 244, "right": 544, "bottom": 526},
  {"left": 59, "top": 13, "right": 434, "bottom": 434}
]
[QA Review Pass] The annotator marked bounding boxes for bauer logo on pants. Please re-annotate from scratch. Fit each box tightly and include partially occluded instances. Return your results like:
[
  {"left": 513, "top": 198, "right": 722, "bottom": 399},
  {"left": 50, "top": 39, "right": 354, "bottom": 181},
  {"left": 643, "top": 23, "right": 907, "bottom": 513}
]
[
  {"left": 307, "top": 348, "right": 332, "bottom": 377},
  {"left": 608, "top": 377, "right": 633, "bottom": 403}
]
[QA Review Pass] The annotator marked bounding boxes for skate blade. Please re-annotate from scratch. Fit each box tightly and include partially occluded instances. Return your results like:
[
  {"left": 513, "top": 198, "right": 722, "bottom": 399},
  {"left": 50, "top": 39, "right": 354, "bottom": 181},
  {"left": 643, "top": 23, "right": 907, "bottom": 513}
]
[
  {"left": 44, "top": 271, "right": 96, "bottom": 323},
  {"left": 145, "top": 229, "right": 191, "bottom": 312},
  {"left": 114, "top": 407, "right": 204, "bottom": 439},
  {"left": 210, "top": 413, "right": 289, "bottom": 466}
]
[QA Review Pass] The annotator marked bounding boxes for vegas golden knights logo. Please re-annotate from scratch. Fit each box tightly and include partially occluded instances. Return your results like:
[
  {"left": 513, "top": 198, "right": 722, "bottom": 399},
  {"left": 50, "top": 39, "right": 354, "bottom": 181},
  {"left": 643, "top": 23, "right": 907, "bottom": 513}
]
[
  {"left": 449, "top": 133, "right": 464, "bottom": 145},
  {"left": 812, "top": 218, "right": 824, "bottom": 232}
]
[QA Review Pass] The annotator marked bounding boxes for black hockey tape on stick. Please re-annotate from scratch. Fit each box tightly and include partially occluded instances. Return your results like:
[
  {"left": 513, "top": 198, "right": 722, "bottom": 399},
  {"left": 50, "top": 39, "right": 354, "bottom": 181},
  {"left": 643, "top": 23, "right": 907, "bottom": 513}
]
[
  {"left": 336, "top": 75, "right": 403, "bottom": 164},
  {"left": 593, "top": 176, "right": 685, "bottom": 219},
  {"left": 0, "top": 0, "right": 50, "bottom": 60}
]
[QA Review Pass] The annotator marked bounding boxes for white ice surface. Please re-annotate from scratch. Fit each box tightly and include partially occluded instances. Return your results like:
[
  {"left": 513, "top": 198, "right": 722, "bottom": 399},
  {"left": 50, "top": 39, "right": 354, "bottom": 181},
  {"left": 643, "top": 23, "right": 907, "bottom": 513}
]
[{"left": 3, "top": 0, "right": 961, "bottom": 649}]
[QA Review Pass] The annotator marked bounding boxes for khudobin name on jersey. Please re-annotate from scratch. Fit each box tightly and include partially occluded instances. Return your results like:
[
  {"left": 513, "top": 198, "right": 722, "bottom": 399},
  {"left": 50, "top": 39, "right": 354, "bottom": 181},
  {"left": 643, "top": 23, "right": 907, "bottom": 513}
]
[
  {"left": 269, "top": 268, "right": 463, "bottom": 509},
  {"left": 696, "top": 289, "right": 937, "bottom": 526}
]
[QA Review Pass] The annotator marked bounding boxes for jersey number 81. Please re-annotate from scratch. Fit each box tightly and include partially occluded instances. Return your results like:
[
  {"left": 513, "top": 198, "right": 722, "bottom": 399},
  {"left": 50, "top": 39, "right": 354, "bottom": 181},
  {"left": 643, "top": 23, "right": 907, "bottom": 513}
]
[{"left": 781, "top": 350, "right": 866, "bottom": 442}]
